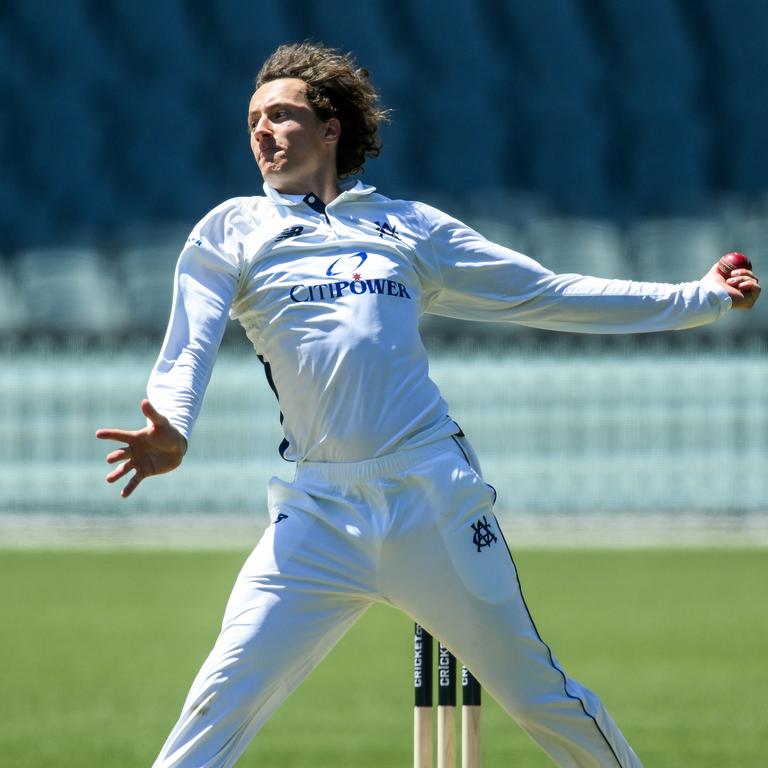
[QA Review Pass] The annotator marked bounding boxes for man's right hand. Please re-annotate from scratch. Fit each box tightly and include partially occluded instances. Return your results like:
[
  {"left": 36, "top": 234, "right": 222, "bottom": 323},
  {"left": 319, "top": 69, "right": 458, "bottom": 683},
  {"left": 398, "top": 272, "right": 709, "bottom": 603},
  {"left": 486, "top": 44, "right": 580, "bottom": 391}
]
[{"left": 96, "top": 399, "right": 187, "bottom": 498}]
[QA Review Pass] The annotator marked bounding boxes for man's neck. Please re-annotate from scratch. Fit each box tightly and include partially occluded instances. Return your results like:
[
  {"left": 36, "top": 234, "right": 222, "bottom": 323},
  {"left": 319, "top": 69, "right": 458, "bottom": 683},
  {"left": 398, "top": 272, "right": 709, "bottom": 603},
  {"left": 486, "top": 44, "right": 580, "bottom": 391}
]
[
  {"left": 269, "top": 174, "right": 342, "bottom": 205},
  {"left": 311, "top": 178, "right": 343, "bottom": 205}
]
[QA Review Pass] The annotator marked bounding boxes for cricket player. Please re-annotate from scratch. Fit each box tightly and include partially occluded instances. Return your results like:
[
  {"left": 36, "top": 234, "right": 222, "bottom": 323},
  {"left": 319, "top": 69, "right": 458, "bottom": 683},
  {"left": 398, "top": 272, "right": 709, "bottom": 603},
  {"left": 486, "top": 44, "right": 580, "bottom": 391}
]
[{"left": 97, "top": 42, "right": 760, "bottom": 768}]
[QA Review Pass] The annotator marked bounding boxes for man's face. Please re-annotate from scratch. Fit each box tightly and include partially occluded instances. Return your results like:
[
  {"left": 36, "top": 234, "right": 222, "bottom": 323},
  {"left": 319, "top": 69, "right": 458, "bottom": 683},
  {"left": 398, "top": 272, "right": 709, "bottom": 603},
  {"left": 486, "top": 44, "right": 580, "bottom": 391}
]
[{"left": 248, "top": 78, "right": 338, "bottom": 193}]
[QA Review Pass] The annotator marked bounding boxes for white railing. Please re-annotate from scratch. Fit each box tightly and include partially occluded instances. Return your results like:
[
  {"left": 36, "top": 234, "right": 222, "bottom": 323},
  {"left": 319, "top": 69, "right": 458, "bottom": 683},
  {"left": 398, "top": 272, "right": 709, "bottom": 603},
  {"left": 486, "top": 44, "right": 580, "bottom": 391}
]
[{"left": 1, "top": 345, "right": 766, "bottom": 529}]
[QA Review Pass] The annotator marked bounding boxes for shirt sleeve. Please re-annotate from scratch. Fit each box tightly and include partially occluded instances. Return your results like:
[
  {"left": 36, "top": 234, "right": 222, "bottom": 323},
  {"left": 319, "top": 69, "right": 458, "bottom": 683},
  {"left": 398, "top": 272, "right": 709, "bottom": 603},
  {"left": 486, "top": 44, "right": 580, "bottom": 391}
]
[
  {"left": 146, "top": 201, "right": 244, "bottom": 439},
  {"left": 413, "top": 203, "right": 731, "bottom": 333}
]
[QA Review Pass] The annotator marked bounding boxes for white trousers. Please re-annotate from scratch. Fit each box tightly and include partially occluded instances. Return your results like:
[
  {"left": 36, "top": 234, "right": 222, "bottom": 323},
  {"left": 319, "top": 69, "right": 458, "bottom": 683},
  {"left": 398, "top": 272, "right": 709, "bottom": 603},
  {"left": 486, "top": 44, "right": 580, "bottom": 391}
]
[{"left": 153, "top": 437, "right": 642, "bottom": 768}]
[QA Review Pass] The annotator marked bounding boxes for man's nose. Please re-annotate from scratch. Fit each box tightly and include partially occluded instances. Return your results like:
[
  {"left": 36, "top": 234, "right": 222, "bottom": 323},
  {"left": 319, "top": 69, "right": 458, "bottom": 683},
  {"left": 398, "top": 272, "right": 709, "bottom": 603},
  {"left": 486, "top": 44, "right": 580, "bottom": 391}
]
[{"left": 254, "top": 116, "right": 272, "bottom": 138}]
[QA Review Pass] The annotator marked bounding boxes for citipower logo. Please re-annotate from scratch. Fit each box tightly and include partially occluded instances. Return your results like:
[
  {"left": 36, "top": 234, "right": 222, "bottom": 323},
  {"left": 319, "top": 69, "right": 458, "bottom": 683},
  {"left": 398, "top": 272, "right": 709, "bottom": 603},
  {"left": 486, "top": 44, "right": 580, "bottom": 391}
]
[
  {"left": 288, "top": 251, "right": 412, "bottom": 303},
  {"left": 325, "top": 251, "right": 368, "bottom": 277}
]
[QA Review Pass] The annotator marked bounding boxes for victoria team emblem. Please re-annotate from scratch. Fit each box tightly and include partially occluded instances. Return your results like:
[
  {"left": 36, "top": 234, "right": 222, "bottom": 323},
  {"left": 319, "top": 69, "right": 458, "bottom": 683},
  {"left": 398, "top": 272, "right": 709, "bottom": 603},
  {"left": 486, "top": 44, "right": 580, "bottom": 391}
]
[
  {"left": 471, "top": 515, "right": 497, "bottom": 552},
  {"left": 373, "top": 220, "right": 401, "bottom": 240}
]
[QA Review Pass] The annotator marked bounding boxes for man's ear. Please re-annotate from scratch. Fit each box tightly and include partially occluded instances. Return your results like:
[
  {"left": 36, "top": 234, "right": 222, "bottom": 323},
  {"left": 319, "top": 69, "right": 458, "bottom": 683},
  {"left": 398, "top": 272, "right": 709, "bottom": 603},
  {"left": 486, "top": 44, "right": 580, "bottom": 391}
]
[{"left": 323, "top": 118, "right": 341, "bottom": 143}]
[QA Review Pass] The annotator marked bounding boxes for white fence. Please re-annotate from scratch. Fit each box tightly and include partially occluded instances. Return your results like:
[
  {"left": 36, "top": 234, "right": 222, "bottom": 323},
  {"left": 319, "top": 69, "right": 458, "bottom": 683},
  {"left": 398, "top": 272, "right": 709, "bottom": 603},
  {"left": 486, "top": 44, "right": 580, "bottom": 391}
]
[{"left": 1, "top": 345, "right": 767, "bottom": 542}]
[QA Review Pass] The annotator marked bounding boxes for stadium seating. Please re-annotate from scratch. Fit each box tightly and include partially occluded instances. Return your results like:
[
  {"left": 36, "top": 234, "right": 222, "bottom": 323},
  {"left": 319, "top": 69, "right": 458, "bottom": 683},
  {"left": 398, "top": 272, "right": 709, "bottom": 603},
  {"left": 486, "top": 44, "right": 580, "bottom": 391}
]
[
  {"left": 599, "top": 1, "right": 699, "bottom": 102},
  {"left": 702, "top": 0, "right": 768, "bottom": 194},
  {"left": 628, "top": 217, "right": 728, "bottom": 284},
  {"left": 118, "top": 244, "right": 182, "bottom": 334},
  {"left": 727, "top": 214, "right": 768, "bottom": 266},
  {"left": 1, "top": 0, "right": 768, "bottom": 247},
  {"left": 2, "top": 3, "right": 767, "bottom": 537},
  {"left": 593, "top": 1, "right": 710, "bottom": 212},
  {"left": 13, "top": 0, "right": 116, "bottom": 79},
  {"left": 0, "top": 1, "right": 766, "bottom": 339},
  {"left": 463, "top": 216, "right": 521, "bottom": 251},
  {"left": 628, "top": 110, "right": 710, "bottom": 214},
  {"left": 15, "top": 247, "right": 127, "bottom": 334},
  {"left": 0, "top": 265, "right": 27, "bottom": 333},
  {"left": 0, "top": 204, "right": 762, "bottom": 338},
  {"left": 524, "top": 218, "right": 630, "bottom": 278},
  {"left": 505, "top": 0, "right": 602, "bottom": 107},
  {"left": 393, "top": 0, "right": 510, "bottom": 191}
]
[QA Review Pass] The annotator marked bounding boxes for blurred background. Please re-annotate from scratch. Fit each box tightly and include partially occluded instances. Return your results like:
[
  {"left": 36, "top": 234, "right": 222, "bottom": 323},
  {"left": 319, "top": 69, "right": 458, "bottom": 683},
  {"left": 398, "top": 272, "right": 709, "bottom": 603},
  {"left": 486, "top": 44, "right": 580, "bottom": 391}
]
[{"left": 1, "top": 0, "right": 767, "bottom": 545}]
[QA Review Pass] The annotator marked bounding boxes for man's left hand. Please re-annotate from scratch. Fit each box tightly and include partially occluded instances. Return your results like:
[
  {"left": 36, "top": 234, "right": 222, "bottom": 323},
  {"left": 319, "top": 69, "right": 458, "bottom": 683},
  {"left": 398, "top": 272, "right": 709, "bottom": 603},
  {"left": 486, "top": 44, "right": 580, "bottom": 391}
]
[{"left": 703, "top": 263, "right": 761, "bottom": 310}]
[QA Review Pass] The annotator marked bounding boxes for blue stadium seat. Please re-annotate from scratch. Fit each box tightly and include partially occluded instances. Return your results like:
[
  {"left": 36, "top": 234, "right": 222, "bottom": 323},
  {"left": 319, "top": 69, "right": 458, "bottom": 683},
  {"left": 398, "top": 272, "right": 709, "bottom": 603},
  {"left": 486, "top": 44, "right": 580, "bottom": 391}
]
[
  {"left": 488, "top": 2, "right": 610, "bottom": 211},
  {"left": 24, "top": 78, "right": 120, "bottom": 232},
  {"left": 528, "top": 107, "right": 610, "bottom": 214},
  {"left": 460, "top": 191, "right": 552, "bottom": 239},
  {"left": 205, "top": 0, "right": 293, "bottom": 69},
  {"left": 297, "top": 0, "right": 411, "bottom": 92},
  {"left": 599, "top": 0, "right": 709, "bottom": 211},
  {"left": 98, "top": 0, "right": 202, "bottom": 79},
  {"left": 525, "top": 218, "right": 630, "bottom": 279},
  {"left": 0, "top": 265, "right": 27, "bottom": 333},
  {"left": 599, "top": 0, "right": 699, "bottom": 102},
  {"left": 0, "top": 14, "right": 28, "bottom": 92},
  {"left": 390, "top": 0, "right": 509, "bottom": 190},
  {"left": 118, "top": 243, "right": 182, "bottom": 332},
  {"left": 462, "top": 217, "right": 521, "bottom": 251},
  {"left": 504, "top": 0, "right": 603, "bottom": 104},
  {"left": 15, "top": 247, "right": 127, "bottom": 333},
  {"left": 107, "top": 77, "right": 210, "bottom": 220},
  {"left": 721, "top": 213, "right": 768, "bottom": 331},
  {"left": 628, "top": 108, "right": 710, "bottom": 213},
  {"left": 702, "top": 0, "right": 768, "bottom": 108},
  {"left": 727, "top": 213, "right": 768, "bottom": 267},
  {"left": 628, "top": 217, "right": 728, "bottom": 284},
  {"left": 13, "top": 0, "right": 118, "bottom": 82}
]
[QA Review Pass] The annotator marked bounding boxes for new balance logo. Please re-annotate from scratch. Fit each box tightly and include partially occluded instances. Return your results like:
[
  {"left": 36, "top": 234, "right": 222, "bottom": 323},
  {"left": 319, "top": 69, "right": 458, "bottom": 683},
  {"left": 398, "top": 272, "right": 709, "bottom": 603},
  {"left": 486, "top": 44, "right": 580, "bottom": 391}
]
[
  {"left": 275, "top": 225, "right": 304, "bottom": 242},
  {"left": 373, "top": 220, "right": 400, "bottom": 240}
]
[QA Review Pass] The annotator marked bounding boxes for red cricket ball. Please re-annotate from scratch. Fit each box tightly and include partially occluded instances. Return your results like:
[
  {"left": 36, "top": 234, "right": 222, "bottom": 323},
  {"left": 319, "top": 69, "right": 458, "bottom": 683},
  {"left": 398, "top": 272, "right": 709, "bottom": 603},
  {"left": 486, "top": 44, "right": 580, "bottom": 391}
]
[{"left": 717, "top": 251, "right": 752, "bottom": 278}]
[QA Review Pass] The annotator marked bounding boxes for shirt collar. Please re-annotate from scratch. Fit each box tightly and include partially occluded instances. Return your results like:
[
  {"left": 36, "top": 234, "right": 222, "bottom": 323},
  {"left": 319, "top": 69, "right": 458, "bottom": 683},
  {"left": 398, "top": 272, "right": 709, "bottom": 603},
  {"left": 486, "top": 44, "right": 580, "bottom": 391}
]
[{"left": 262, "top": 178, "right": 377, "bottom": 207}]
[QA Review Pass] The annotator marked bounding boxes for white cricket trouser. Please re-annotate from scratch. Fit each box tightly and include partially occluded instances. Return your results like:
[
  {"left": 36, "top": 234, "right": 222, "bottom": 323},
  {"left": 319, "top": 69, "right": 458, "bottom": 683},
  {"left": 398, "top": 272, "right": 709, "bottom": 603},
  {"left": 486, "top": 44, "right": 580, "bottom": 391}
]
[{"left": 153, "top": 437, "right": 642, "bottom": 768}]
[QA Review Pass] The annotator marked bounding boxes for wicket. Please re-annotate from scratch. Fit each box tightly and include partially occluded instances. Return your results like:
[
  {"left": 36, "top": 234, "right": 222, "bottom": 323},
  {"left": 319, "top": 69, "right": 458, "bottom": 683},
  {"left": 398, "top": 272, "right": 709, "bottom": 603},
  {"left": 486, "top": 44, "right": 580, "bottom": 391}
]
[{"left": 414, "top": 623, "right": 481, "bottom": 768}]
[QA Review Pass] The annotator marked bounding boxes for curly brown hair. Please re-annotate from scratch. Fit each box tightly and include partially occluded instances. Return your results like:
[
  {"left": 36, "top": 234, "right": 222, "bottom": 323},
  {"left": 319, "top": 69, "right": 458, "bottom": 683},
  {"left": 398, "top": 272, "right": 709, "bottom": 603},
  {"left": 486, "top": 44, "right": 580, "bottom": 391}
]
[{"left": 254, "top": 42, "right": 390, "bottom": 178}]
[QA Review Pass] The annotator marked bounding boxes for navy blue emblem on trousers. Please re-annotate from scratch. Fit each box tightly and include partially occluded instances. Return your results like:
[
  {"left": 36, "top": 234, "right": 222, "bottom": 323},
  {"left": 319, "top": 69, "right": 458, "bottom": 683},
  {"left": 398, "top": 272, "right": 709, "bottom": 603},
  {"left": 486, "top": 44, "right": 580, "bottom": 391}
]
[{"left": 471, "top": 515, "right": 497, "bottom": 552}]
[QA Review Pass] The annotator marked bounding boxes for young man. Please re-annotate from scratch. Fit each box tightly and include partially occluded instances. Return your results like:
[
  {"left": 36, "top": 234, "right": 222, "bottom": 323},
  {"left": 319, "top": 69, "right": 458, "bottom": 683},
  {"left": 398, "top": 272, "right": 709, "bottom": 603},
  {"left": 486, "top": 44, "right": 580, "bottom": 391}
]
[{"left": 97, "top": 42, "right": 759, "bottom": 767}]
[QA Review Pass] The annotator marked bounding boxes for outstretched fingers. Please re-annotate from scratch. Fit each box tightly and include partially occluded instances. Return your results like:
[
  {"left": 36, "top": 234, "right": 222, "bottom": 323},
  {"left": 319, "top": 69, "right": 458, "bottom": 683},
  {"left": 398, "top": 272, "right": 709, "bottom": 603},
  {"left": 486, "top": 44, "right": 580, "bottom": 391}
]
[
  {"left": 106, "top": 447, "right": 131, "bottom": 464},
  {"left": 95, "top": 427, "right": 138, "bottom": 444},
  {"left": 105, "top": 459, "right": 146, "bottom": 498},
  {"left": 106, "top": 459, "right": 134, "bottom": 484},
  {"left": 96, "top": 400, "right": 185, "bottom": 498},
  {"left": 119, "top": 474, "right": 144, "bottom": 498}
]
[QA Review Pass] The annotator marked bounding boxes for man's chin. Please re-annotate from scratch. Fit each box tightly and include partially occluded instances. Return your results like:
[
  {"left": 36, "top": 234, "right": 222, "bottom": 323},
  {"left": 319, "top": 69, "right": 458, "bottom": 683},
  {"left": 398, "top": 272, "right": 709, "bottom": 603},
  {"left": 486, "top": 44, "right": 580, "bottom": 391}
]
[{"left": 261, "top": 167, "right": 283, "bottom": 185}]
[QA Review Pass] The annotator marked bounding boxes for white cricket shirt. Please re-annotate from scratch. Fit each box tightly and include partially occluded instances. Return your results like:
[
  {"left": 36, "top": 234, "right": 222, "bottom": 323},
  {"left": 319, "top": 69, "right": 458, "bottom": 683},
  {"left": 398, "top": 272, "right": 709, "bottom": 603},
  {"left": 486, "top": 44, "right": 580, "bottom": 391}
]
[{"left": 147, "top": 179, "right": 731, "bottom": 462}]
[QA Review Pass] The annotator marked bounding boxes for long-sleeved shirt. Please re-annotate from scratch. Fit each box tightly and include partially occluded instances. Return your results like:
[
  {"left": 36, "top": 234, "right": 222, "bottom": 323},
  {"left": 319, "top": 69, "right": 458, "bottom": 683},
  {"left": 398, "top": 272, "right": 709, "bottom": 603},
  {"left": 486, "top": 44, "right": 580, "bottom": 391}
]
[{"left": 147, "top": 179, "right": 731, "bottom": 462}]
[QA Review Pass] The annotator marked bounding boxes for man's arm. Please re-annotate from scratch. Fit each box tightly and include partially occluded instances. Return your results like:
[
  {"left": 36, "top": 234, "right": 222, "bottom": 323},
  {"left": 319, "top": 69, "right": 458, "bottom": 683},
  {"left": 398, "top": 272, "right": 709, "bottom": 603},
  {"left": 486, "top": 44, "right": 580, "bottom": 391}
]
[
  {"left": 96, "top": 201, "right": 243, "bottom": 496},
  {"left": 414, "top": 203, "right": 760, "bottom": 332}
]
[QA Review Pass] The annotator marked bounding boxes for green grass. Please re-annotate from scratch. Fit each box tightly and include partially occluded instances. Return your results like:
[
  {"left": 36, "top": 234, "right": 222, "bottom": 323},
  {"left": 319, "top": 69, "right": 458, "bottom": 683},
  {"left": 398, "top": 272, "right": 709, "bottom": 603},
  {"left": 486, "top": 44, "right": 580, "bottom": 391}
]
[{"left": 1, "top": 549, "right": 766, "bottom": 767}]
